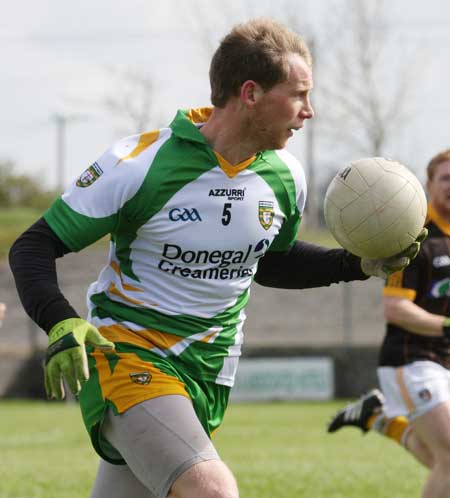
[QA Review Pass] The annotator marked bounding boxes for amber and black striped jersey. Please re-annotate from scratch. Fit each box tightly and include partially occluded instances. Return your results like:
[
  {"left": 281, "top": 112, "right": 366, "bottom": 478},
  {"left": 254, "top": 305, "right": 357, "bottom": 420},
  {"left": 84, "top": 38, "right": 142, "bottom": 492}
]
[{"left": 380, "top": 203, "right": 450, "bottom": 368}]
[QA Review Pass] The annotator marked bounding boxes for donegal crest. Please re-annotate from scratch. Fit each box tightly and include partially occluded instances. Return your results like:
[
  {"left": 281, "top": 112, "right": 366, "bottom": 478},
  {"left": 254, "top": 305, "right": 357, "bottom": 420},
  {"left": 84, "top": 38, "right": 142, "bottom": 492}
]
[
  {"left": 258, "top": 201, "right": 274, "bottom": 230},
  {"left": 76, "top": 162, "right": 104, "bottom": 188},
  {"left": 129, "top": 372, "right": 152, "bottom": 385}
]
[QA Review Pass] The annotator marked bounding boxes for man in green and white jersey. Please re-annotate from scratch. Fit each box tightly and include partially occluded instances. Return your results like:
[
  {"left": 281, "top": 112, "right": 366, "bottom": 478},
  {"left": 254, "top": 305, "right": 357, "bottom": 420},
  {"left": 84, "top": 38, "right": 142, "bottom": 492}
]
[{"left": 9, "top": 18, "right": 423, "bottom": 498}]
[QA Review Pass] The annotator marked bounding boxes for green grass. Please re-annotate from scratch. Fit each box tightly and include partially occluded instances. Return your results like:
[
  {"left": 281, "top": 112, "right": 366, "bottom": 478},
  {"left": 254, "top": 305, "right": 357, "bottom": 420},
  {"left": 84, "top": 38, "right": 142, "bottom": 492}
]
[
  {"left": 0, "top": 208, "right": 110, "bottom": 259},
  {"left": 0, "top": 400, "right": 426, "bottom": 498}
]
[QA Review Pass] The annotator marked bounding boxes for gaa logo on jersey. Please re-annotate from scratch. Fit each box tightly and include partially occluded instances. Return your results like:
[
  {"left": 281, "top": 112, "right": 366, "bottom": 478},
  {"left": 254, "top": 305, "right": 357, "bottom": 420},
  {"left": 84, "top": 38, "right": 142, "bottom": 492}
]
[
  {"left": 169, "top": 208, "right": 202, "bottom": 222},
  {"left": 258, "top": 201, "right": 274, "bottom": 230},
  {"left": 76, "top": 162, "right": 104, "bottom": 188}
]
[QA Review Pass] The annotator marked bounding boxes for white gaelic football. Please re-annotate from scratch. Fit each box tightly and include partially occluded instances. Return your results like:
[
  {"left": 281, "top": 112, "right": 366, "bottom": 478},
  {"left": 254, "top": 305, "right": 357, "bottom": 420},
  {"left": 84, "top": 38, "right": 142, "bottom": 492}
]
[{"left": 324, "top": 157, "right": 427, "bottom": 259}]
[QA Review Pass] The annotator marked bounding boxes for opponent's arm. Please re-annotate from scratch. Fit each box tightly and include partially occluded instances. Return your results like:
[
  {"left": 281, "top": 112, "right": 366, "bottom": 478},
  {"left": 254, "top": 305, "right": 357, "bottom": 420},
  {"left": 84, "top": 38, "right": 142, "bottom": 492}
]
[
  {"left": 9, "top": 218, "right": 114, "bottom": 399},
  {"left": 383, "top": 296, "right": 449, "bottom": 337}
]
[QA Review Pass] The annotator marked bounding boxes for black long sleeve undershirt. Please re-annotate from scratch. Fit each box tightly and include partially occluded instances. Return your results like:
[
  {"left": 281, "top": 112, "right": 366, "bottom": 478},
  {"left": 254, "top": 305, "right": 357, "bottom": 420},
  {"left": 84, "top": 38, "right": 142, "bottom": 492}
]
[
  {"left": 9, "top": 217, "right": 79, "bottom": 333},
  {"left": 9, "top": 217, "right": 368, "bottom": 334},
  {"left": 254, "top": 240, "right": 368, "bottom": 289}
]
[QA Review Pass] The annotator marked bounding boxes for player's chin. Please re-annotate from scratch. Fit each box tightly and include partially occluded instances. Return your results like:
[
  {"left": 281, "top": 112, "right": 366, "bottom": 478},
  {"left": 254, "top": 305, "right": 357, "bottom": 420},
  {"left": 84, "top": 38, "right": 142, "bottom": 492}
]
[
  {"left": 273, "top": 133, "right": 291, "bottom": 149},
  {"left": 262, "top": 131, "right": 291, "bottom": 150},
  {"left": 281, "top": 134, "right": 292, "bottom": 147}
]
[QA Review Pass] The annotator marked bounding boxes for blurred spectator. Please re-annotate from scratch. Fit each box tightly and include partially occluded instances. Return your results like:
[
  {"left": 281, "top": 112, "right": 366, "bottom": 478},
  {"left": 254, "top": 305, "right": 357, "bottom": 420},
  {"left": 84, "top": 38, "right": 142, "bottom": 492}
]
[{"left": 0, "top": 302, "right": 6, "bottom": 327}]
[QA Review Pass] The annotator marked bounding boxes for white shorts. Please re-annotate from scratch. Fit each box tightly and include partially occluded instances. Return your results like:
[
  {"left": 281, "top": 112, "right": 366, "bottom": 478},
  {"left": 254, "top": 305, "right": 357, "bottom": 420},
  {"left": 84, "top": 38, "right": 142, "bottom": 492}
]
[{"left": 377, "top": 361, "right": 450, "bottom": 421}]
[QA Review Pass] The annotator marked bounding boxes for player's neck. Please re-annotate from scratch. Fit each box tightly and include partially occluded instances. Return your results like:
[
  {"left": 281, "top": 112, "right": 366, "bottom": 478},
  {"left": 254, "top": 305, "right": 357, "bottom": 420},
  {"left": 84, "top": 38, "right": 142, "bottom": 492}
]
[
  {"left": 432, "top": 202, "right": 450, "bottom": 224},
  {"left": 200, "top": 106, "right": 258, "bottom": 166}
]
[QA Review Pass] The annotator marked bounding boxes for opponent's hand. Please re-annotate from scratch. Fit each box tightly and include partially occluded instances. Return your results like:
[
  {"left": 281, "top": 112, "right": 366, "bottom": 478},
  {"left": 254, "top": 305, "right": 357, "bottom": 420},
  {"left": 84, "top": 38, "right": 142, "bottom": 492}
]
[
  {"left": 361, "top": 228, "right": 428, "bottom": 279},
  {"left": 45, "top": 318, "right": 115, "bottom": 399}
]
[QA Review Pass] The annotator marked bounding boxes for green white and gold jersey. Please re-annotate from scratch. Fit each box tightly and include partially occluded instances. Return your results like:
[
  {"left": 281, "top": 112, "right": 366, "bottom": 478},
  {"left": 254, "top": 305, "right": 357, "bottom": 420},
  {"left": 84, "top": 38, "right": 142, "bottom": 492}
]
[{"left": 44, "top": 107, "right": 307, "bottom": 388}]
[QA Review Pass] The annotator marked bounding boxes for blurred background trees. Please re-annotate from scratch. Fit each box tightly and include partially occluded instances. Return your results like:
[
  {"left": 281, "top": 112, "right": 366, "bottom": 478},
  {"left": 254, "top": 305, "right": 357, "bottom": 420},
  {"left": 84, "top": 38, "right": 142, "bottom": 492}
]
[{"left": 0, "top": 160, "right": 58, "bottom": 210}]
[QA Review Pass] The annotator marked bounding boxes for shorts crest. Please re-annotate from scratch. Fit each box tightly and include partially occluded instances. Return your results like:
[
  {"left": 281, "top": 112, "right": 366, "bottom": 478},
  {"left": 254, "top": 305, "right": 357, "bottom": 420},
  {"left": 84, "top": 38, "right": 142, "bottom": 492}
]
[{"left": 129, "top": 372, "right": 152, "bottom": 385}]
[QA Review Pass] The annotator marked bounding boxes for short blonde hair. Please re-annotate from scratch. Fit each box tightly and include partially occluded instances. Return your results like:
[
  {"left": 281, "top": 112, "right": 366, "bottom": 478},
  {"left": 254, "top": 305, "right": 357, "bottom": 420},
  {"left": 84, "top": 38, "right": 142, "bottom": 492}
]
[
  {"left": 427, "top": 149, "right": 450, "bottom": 180},
  {"left": 210, "top": 17, "right": 312, "bottom": 108}
]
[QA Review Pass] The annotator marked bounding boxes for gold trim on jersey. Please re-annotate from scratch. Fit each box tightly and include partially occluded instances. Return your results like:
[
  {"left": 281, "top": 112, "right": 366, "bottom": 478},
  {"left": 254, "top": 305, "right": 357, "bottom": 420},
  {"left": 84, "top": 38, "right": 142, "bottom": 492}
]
[
  {"left": 214, "top": 150, "right": 256, "bottom": 179},
  {"left": 395, "top": 368, "right": 416, "bottom": 411},
  {"left": 99, "top": 324, "right": 154, "bottom": 349},
  {"left": 384, "top": 270, "right": 416, "bottom": 300},
  {"left": 110, "top": 261, "right": 143, "bottom": 292},
  {"left": 98, "top": 324, "right": 220, "bottom": 357},
  {"left": 386, "top": 270, "right": 404, "bottom": 288},
  {"left": 427, "top": 202, "right": 450, "bottom": 236},
  {"left": 186, "top": 107, "right": 213, "bottom": 124},
  {"left": 383, "top": 287, "right": 417, "bottom": 301},
  {"left": 185, "top": 107, "right": 256, "bottom": 178},
  {"left": 108, "top": 283, "right": 145, "bottom": 306},
  {"left": 117, "top": 130, "right": 160, "bottom": 163},
  {"left": 107, "top": 262, "right": 152, "bottom": 306},
  {"left": 383, "top": 202, "right": 450, "bottom": 300}
]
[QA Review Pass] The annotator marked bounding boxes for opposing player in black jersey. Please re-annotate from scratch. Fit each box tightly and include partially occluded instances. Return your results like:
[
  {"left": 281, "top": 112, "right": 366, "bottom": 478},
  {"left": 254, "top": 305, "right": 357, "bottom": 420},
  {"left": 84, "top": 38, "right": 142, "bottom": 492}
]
[{"left": 328, "top": 149, "right": 450, "bottom": 498}]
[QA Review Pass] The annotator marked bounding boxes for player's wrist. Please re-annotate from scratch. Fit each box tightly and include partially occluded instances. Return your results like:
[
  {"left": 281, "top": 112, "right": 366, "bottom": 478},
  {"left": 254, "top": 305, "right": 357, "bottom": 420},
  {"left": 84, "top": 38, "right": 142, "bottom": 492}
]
[
  {"left": 442, "top": 318, "right": 450, "bottom": 338},
  {"left": 48, "top": 317, "right": 85, "bottom": 342},
  {"left": 45, "top": 332, "right": 79, "bottom": 365}
]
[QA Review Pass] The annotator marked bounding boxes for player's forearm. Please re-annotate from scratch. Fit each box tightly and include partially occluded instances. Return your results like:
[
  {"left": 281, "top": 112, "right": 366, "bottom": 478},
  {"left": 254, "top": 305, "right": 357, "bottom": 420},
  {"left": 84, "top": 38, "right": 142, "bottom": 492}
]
[
  {"left": 383, "top": 297, "right": 446, "bottom": 337},
  {"left": 9, "top": 218, "right": 79, "bottom": 333},
  {"left": 254, "top": 240, "right": 368, "bottom": 289}
]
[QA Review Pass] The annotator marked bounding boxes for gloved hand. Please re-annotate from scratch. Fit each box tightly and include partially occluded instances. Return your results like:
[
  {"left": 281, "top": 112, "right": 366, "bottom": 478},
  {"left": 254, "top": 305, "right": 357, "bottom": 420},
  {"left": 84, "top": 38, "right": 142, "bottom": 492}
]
[
  {"left": 361, "top": 228, "right": 428, "bottom": 279},
  {"left": 45, "top": 318, "right": 115, "bottom": 399}
]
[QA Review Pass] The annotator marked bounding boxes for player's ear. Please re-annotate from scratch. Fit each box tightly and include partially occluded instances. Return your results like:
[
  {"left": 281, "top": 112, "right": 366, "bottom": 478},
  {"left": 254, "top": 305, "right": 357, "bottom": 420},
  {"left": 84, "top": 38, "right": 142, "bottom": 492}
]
[{"left": 241, "top": 80, "right": 264, "bottom": 106}]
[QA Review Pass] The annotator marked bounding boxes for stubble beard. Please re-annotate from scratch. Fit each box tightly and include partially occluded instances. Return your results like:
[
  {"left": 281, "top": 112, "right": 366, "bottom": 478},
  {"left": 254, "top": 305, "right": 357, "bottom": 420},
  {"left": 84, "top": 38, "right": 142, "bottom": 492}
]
[{"left": 244, "top": 117, "right": 287, "bottom": 152}]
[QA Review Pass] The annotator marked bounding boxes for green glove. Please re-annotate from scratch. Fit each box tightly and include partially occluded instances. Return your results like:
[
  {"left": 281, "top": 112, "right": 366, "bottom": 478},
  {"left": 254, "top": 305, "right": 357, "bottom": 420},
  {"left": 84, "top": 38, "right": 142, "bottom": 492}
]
[
  {"left": 45, "top": 318, "right": 115, "bottom": 399},
  {"left": 361, "top": 228, "right": 428, "bottom": 279}
]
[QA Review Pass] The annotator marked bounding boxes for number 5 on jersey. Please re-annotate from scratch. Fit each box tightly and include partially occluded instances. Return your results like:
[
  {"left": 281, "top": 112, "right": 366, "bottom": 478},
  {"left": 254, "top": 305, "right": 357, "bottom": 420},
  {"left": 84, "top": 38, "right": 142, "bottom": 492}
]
[{"left": 222, "top": 203, "right": 232, "bottom": 226}]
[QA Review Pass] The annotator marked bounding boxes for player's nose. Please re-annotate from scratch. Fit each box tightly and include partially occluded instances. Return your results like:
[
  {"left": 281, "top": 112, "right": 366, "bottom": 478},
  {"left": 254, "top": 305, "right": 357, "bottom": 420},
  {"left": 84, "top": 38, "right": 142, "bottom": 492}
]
[{"left": 302, "top": 101, "right": 314, "bottom": 120}]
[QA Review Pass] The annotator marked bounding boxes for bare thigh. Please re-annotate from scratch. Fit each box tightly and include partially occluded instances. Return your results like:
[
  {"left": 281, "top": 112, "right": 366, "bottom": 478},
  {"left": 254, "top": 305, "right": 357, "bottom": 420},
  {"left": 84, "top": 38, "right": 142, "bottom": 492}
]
[{"left": 412, "top": 401, "right": 450, "bottom": 461}]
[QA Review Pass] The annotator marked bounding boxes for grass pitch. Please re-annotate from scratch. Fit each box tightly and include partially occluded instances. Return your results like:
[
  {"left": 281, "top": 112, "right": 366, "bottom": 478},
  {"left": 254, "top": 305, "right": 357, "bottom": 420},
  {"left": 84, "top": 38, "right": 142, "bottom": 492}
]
[{"left": 0, "top": 400, "right": 426, "bottom": 498}]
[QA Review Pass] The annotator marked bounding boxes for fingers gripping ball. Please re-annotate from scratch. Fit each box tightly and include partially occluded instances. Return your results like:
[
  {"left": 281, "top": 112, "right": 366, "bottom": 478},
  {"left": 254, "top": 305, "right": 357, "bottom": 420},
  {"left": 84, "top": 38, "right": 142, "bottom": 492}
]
[
  {"left": 324, "top": 157, "right": 427, "bottom": 259},
  {"left": 45, "top": 318, "right": 115, "bottom": 399},
  {"left": 361, "top": 227, "right": 428, "bottom": 279}
]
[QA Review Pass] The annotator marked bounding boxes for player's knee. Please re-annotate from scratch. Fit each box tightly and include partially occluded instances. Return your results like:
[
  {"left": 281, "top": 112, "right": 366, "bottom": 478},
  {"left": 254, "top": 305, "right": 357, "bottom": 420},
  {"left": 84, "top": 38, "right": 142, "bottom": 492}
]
[{"left": 169, "top": 460, "right": 239, "bottom": 498}]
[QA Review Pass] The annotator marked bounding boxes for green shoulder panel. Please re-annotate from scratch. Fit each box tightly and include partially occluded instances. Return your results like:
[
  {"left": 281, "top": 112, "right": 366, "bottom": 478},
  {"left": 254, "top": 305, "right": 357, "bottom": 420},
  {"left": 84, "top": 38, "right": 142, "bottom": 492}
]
[
  {"left": 250, "top": 150, "right": 302, "bottom": 251},
  {"left": 44, "top": 198, "right": 117, "bottom": 252}
]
